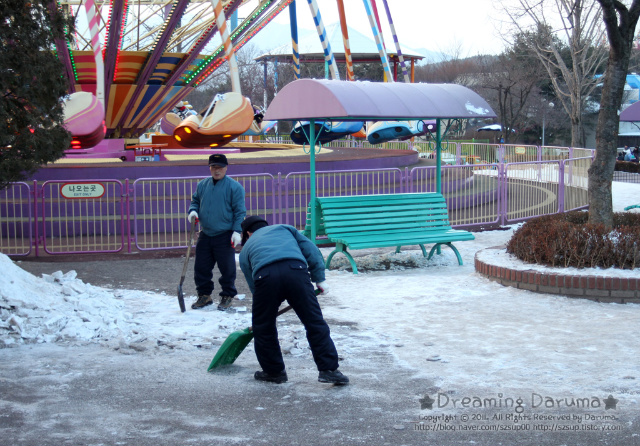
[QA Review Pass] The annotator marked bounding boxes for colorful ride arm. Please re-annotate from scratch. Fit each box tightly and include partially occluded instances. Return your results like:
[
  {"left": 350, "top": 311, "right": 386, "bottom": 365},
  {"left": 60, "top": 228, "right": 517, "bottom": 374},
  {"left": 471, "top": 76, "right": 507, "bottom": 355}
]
[
  {"left": 382, "top": 0, "right": 410, "bottom": 83},
  {"left": 362, "top": 0, "right": 393, "bottom": 82},
  {"left": 306, "top": 0, "right": 340, "bottom": 80},
  {"left": 336, "top": 0, "right": 354, "bottom": 81},
  {"left": 289, "top": 0, "right": 301, "bottom": 80},
  {"left": 211, "top": 0, "right": 241, "bottom": 94}
]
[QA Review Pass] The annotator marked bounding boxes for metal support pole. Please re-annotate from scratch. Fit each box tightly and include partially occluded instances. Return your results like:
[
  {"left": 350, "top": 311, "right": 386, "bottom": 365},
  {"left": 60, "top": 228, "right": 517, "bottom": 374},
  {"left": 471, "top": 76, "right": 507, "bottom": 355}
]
[
  {"left": 435, "top": 118, "right": 442, "bottom": 255},
  {"left": 309, "top": 119, "right": 317, "bottom": 243},
  {"left": 436, "top": 118, "right": 442, "bottom": 194},
  {"left": 263, "top": 59, "right": 268, "bottom": 109}
]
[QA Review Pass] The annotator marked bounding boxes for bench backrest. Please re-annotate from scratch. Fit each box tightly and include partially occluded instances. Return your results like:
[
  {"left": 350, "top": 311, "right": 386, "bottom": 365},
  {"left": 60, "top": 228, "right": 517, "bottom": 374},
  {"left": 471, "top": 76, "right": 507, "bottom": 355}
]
[{"left": 303, "top": 193, "right": 452, "bottom": 240}]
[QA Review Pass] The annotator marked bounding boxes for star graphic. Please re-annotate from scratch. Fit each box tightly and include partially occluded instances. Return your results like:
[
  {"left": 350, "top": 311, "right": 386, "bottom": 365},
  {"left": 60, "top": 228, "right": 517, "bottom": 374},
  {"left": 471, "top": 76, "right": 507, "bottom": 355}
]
[
  {"left": 419, "top": 394, "right": 435, "bottom": 410},
  {"left": 604, "top": 395, "right": 618, "bottom": 410}
]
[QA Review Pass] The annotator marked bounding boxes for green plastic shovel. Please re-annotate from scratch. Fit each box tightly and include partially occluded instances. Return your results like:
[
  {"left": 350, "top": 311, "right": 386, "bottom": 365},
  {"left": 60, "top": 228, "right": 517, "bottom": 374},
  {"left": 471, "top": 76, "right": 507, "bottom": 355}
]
[{"left": 207, "top": 305, "right": 292, "bottom": 371}]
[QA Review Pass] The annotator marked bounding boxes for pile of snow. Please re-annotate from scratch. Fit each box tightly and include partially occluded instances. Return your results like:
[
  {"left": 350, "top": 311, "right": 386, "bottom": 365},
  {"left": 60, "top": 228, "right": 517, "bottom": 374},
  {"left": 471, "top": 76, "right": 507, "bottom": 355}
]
[
  {"left": 0, "top": 255, "right": 136, "bottom": 346},
  {"left": 0, "top": 254, "right": 255, "bottom": 350}
]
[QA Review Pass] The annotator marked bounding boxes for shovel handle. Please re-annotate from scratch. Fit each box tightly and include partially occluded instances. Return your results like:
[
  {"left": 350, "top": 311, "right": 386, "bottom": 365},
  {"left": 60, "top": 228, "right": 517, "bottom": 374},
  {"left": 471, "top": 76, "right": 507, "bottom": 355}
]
[
  {"left": 177, "top": 222, "right": 198, "bottom": 313},
  {"left": 277, "top": 305, "right": 293, "bottom": 317},
  {"left": 248, "top": 289, "right": 320, "bottom": 330}
]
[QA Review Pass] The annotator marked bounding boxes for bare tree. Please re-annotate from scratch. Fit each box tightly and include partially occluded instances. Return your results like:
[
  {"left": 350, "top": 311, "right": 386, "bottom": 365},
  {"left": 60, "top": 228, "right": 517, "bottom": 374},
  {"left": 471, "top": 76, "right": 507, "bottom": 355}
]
[
  {"left": 502, "top": 0, "right": 608, "bottom": 147},
  {"left": 590, "top": 0, "right": 640, "bottom": 227},
  {"left": 476, "top": 38, "right": 546, "bottom": 143}
]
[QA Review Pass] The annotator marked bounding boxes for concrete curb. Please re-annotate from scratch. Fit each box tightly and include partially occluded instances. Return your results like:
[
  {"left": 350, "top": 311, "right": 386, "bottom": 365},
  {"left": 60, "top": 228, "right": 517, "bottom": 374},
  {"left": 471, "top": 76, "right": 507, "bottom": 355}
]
[{"left": 474, "top": 247, "right": 640, "bottom": 304}]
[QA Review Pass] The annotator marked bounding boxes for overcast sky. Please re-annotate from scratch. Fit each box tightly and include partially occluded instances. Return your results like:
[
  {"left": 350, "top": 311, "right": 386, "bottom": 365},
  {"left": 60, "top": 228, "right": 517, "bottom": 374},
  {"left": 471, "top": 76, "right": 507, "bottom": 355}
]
[{"left": 260, "top": 0, "right": 513, "bottom": 56}]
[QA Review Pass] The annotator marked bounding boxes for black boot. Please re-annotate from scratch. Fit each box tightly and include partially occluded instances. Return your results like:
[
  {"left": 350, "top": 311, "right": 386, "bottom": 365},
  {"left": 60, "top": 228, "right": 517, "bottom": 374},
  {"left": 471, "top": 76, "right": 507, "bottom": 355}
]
[
  {"left": 217, "top": 295, "right": 233, "bottom": 311},
  {"left": 191, "top": 294, "right": 213, "bottom": 309},
  {"left": 318, "top": 369, "right": 349, "bottom": 385},
  {"left": 254, "top": 370, "right": 288, "bottom": 384}
]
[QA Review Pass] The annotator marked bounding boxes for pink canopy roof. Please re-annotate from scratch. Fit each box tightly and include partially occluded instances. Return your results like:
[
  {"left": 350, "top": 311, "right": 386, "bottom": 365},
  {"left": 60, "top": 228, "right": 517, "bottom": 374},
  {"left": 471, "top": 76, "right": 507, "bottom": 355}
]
[{"left": 264, "top": 79, "right": 497, "bottom": 121}]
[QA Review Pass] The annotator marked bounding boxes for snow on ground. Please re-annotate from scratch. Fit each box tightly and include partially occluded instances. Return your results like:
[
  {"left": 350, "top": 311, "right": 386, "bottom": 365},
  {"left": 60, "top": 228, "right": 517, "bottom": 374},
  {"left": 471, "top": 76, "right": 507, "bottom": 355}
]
[{"left": 1, "top": 181, "right": 640, "bottom": 403}]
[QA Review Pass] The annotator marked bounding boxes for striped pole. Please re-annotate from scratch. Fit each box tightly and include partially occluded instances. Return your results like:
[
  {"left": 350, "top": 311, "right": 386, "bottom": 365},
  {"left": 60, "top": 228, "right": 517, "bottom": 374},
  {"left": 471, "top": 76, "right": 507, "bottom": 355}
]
[
  {"left": 370, "top": 0, "right": 390, "bottom": 81},
  {"left": 306, "top": 0, "right": 340, "bottom": 80},
  {"left": 211, "top": 0, "right": 241, "bottom": 93},
  {"left": 362, "top": 0, "right": 392, "bottom": 82},
  {"left": 289, "top": 0, "right": 301, "bottom": 80},
  {"left": 336, "top": 0, "right": 354, "bottom": 81},
  {"left": 382, "top": 0, "right": 410, "bottom": 83},
  {"left": 84, "top": 0, "right": 105, "bottom": 107},
  {"left": 370, "top": 0, "right": 388, "bottom": 54}
]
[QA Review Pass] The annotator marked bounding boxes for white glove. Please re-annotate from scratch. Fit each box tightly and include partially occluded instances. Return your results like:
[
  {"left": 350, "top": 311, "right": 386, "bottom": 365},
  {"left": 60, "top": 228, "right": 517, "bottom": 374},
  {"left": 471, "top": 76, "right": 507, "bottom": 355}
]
[
  {"left": 231, "top": 231, "right": 242, "bottom": 247},
  {"left": 316, "top": 281, "right": 329, "bottom": 295},
  {"left": 188, "top": 211, "right": 198, "bottom": 223}
]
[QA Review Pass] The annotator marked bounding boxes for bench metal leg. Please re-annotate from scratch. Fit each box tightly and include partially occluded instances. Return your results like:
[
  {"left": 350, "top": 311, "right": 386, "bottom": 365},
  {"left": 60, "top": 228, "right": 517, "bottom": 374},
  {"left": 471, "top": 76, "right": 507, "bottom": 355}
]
[
  {"left": 396, "top": 245, "right": 428, "bottom": 256},
  {"left": 326, "top": 243, "right": 359, "bottom": 274},
  {"left": 428, "top": 242, "right": 464, "bottom": 265}
]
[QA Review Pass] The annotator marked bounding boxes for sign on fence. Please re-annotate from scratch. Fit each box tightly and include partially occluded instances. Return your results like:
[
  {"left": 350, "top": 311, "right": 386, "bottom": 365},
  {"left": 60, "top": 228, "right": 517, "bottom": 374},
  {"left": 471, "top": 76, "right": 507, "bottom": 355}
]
[{"left": 60, "top": 182, "right": 106, "bottom": 199}]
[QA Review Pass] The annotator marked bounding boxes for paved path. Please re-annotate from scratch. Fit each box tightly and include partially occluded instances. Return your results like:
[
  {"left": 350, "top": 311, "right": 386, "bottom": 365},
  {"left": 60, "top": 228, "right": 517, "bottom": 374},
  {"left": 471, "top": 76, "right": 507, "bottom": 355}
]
[{"left": 8, "top": 251, "right": 640, "bottom": 445}]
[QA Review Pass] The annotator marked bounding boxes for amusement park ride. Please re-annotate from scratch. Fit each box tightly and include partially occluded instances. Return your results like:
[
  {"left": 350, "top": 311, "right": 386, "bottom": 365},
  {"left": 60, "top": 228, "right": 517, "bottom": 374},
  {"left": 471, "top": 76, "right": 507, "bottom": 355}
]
[{"left": 53, "top": 0, "right": 430, "bottom": 154}]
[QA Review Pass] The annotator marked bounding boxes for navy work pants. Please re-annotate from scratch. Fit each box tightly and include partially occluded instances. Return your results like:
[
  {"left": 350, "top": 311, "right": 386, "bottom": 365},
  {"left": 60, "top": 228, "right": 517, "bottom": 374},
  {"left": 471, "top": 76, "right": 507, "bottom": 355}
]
[
  {"left": 252, "top": 259, "right": 339, "bottom": 374},
  {"left": 194, "top": 231, "right": 237, "bottom": 297}
]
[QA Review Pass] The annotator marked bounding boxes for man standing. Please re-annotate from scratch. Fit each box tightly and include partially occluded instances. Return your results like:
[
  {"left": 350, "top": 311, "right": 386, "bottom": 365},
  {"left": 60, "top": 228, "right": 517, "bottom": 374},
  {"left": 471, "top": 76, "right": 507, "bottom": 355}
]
[
  {"left": 188, "top": 154, "right": 246, "bottom": 311},
  {"left": 239, "top": 216, "right": 348, "bottom": 385}
]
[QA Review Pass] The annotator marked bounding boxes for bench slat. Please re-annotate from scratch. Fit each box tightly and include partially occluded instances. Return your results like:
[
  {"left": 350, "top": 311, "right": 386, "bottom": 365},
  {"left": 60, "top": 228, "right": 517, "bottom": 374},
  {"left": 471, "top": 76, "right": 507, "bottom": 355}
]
[
  {"left": 318, "top": 193, "right": 444, "bottom": 203},
  {"left": 336, "top": 232, "right": 475, "bottom": 249},
  {"left": 323, "top": 212, "right": 451, "bottom": 224},
  {"left": 327, "top": 223, "right": 459, "bottom": 237},
  {"left": 325, "top": 220, "right": 452, "bottom": 232},
  {"left": 321, "top": 204, "right": 449, "bottom": 216},
  {"left": 319, "top": 198, "right": 448, "bottom": 210},
  {"left": 331, "top": 228, "right": 474, "bottom": 241}
]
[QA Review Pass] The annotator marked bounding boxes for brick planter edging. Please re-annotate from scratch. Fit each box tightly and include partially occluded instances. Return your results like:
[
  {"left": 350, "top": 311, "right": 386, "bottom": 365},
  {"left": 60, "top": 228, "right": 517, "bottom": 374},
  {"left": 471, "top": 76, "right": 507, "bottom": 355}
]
[{"left": 474, "top": 248, "right": 640, "bottom": 304}]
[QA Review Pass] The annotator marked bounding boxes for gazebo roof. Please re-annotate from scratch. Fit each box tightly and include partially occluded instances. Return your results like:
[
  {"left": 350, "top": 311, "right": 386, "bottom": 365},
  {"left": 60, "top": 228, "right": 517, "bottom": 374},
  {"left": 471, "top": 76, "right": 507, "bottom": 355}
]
[
  {"left": 264, "top": 79, "right": 497, "bottom": 121},
  {"left": 254, "top": 23, "right": 425, "bottom": 64}
]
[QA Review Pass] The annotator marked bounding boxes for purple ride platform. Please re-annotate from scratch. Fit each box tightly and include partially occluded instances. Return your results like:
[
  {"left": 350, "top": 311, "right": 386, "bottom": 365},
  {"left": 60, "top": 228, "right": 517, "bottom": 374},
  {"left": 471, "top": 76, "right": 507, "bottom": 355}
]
[{"left": 30, "top": 139, "right": 419, "bottom": 181}]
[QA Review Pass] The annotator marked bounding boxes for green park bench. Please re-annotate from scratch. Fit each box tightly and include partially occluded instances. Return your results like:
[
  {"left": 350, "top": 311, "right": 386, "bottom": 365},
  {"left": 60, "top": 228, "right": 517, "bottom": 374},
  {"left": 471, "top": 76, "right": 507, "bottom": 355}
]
[{"left": 303, "top": 193, "right": 475, "bottom": 274}]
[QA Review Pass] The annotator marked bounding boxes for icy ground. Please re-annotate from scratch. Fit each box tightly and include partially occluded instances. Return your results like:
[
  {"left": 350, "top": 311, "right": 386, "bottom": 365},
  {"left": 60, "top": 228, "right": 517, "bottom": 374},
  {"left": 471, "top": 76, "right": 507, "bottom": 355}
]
[{"left": 1, "top": 182, "right": 640, "bottom": 416}]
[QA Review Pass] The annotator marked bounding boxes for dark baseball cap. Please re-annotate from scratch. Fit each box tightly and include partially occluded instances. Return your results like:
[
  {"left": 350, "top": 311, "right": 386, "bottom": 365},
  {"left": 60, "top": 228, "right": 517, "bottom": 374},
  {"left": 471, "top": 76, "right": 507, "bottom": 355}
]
[
  {"left": 241, "top": 215, "right": 268, "bottom": 245},
  {"left": 208, "top": 154, "right": 228, "bottom": 167}
]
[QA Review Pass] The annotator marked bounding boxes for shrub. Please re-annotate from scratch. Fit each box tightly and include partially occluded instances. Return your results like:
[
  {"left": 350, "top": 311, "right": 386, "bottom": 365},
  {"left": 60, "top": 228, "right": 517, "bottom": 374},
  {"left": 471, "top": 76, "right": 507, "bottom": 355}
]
[
  {"left": 615, "top": 161, "right": 640, "bottom": 174},
  {"left": 506, "top": 211, "right": 640, "bottom": 269}
]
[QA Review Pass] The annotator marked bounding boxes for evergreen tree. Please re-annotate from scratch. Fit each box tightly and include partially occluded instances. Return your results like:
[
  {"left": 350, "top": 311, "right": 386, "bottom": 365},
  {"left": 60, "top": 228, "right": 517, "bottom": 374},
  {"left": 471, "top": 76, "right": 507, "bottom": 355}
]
[{"left": 0, "top": 0, "right": 74, "bottom": 189}]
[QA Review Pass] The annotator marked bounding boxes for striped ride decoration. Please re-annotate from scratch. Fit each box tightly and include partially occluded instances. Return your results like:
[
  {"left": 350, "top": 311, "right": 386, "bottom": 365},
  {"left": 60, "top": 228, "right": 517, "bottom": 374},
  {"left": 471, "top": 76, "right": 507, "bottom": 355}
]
[
  {"left": 370, "top": 0, "right": 388, "bottom": 54},
  {"left": 306, "top": 0, "right": 340, "bottom": 80},
  {"left": 211, "top": 0, "right": 241, "bottom": 93},
  {"left": 382, "top": 0, "right": 410, "bottom": 83},
  {"left": 289, "top": 0, "right": 301, "bottom": 80},
  {"left": 336, "top": 0, "right": 354, "bottom": 81},
  {"left": 362, "top": 0, "right": 392, "bottom": 82},
  {"left": 84, "top": 0, "right": 105, "bottom": 106}
]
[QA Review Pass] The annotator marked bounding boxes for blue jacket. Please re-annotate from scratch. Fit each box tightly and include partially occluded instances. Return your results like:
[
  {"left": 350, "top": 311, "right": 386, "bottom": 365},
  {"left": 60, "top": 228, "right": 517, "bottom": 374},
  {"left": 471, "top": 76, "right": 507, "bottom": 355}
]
[
  {"left": 188, "top": 176, "right": 246, "bottom": 236},
  {"left": 239, "top": 224, "right": 326, "bottom": 294}
]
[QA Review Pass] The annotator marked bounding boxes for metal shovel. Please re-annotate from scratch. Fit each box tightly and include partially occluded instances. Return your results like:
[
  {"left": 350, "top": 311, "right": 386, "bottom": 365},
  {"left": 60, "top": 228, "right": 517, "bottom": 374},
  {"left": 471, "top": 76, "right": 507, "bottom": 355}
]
[{"left": 177, "top": 221, "right": 198, "bottom": 313}]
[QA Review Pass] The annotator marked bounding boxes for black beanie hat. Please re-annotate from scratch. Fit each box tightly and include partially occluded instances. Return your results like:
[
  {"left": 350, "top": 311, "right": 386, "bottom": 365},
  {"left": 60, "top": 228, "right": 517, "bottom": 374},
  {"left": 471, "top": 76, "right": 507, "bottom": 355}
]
[{"left": 241, "top": 216, "right": 268, "bottom": 245}]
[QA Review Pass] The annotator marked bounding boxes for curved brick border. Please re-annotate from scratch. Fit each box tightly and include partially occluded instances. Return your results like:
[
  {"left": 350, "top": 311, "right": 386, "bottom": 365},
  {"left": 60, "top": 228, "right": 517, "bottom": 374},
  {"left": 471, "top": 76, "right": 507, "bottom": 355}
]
[{"left": 474, "top": 248, "right": 640, "bottom": 304}]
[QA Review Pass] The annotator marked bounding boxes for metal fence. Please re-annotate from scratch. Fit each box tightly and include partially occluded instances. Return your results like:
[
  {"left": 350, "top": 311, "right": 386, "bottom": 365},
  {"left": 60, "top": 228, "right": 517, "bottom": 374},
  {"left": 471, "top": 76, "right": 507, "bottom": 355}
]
[
  {"left": 1, "top": 143, "right": 595, "bottom": 257},
  {"left": 40, "top": 180, "right": 126, "bottom": 255},
  {"left": 0, "top": 182, "right": 32, "bottom": 256}
]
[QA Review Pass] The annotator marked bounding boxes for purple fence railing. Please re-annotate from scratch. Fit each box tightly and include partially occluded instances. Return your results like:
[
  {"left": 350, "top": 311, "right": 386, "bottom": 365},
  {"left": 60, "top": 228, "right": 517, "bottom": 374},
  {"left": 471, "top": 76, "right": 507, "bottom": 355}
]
[
  {"left": 0, "top": 182, "right": 33, "bottom": 256},
  {"left": 1, "top": 157, "right": 592, "bottom": 257}
]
